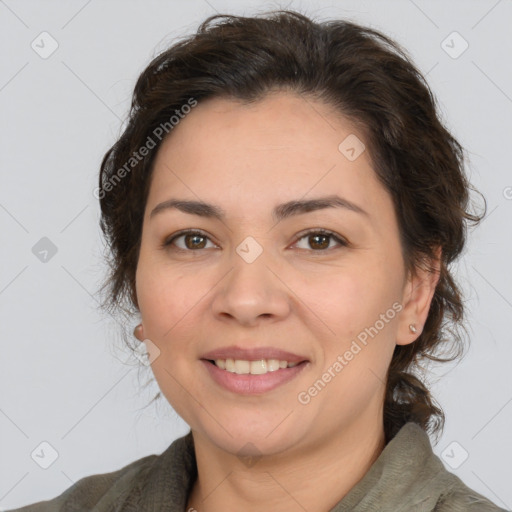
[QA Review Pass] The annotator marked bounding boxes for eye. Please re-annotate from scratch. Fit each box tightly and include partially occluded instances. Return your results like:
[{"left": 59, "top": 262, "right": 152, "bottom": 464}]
[
  {"left": 162, "top": 230, "right": 217, "bottom": 251},
  {"left": 162, "top": 228, "right": 348, "bottom": 253},
  {"left": 293, "top": 229, "right": 348, "bottom": 251}
]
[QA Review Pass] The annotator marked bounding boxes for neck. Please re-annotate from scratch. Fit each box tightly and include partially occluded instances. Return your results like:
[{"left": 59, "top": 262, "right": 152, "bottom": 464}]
[{"left": 186, "top": 413, "right": 386, "bottom": 512}]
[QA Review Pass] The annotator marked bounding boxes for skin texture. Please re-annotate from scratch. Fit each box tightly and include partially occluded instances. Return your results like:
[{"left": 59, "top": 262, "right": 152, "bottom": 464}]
[{"left": 134, "top": 91, "right": 440, "bottom": 512}]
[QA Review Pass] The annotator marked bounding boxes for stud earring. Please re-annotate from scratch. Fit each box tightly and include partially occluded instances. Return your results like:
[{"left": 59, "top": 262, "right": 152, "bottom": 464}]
[
  {"left": 409, "top": 324, "right": 417, "bottom": 334},
  {"left": 133, "top": 323, "right": 144, "bottom": 341}
]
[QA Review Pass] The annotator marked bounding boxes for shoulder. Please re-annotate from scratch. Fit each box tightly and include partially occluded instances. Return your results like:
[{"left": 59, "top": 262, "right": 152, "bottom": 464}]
[
  {"left": 432, "top": 471, "right": 508, "bottom": 512},
  {"left": 355, "top": 422, "right": 507, "bottom": 512},
  {"left": 7, "top": 431, "right": 196, "bottom": 512},
  {"left": 6, "top": 452, "right": 159, "bottom": 512},
  {"left": 400, "top": 423, "right": 506, "bottom": 511}
]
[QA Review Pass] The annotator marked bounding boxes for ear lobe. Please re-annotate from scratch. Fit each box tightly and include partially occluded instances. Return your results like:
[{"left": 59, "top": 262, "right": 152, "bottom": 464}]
[{"left": 396, "top": 247, "right": 442, "bottom": 346}]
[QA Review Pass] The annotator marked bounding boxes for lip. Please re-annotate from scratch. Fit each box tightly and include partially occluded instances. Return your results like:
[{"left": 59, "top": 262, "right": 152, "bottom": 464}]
[
  {"left": 201, "top": 345, "right": 308, "bottom": 363},
  {"left": 201, "top": 359, "right": 309, "bottom": 394}
]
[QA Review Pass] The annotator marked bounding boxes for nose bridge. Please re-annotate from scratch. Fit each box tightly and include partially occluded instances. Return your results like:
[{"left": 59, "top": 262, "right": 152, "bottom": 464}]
[{"left": 211, "top": 238, "right": 290, "bottom": 324}]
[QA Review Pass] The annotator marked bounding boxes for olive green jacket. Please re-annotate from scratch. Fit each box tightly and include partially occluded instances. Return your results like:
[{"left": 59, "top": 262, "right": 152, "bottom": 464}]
[{"left": 7, "top": 422, "right": 507, "bottom": 511}]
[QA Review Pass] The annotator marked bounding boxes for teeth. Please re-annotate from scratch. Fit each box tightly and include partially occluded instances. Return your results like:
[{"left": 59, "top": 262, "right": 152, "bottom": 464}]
[
  {"left": 234, "top": 360, "right": 250, "bottom": 374},
  {"left": 213, "top": 358, "right": 300, "bottom": 375}
]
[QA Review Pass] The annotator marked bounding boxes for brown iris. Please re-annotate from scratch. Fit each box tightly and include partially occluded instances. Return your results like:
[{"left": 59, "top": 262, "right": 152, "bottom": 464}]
[
  {"left": 184, "top": 233, "right": 207, "bottom": 250},
  {"left": 308, "top": 234, "right": 330, "bottom": 250}
]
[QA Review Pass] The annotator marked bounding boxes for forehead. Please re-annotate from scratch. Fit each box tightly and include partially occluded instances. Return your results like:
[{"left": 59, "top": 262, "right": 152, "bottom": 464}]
[
  {"left": 158, "top": 92, "right": 365, "bottom": 159},
  {"left": 147, "top": 92, "right": 390, "bottom": 221}
]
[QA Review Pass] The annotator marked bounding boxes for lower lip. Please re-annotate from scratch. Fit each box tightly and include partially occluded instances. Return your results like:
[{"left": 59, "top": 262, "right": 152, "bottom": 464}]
[{"left": 201, "top": 360, "right": 308, "bottom": 395}]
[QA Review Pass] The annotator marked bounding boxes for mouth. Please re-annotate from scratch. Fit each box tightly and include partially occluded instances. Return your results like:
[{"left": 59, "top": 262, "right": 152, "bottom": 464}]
[
  {"left": 199, "top": 346, "right": 309, "bottom": 394},
  {"left": 200, "top": 345, "right": 309, "bottom": 374}
]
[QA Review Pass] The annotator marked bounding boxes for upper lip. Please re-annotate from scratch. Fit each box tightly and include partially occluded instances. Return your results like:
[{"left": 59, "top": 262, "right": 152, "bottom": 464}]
[{"left": 201, "top": 345, "right": 308, "bottom": 363}]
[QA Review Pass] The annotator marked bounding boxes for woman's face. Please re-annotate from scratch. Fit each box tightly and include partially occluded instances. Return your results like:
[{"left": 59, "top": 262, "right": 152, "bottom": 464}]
[{"left": 135, "top": 92, "right": 425, "bottom": 456}]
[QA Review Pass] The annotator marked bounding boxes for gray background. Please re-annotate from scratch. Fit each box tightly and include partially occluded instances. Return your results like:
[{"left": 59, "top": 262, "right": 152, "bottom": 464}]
[{"left": 1, "top": 0, "right": 511, "bottom": 509}]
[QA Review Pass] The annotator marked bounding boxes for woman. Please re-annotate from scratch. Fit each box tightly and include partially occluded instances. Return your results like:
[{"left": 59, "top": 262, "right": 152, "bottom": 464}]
[{"left": 10, "top": 9, "right": 505, "bottom": 512}]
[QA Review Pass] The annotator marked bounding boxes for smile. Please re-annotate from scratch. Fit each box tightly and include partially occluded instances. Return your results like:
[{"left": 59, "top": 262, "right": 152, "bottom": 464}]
[
  {"left": 201, "top": 359, "right": 309, "bottom": 394},
  {"left": 211, "top": 358, "right": 300, "bottom": 375}
]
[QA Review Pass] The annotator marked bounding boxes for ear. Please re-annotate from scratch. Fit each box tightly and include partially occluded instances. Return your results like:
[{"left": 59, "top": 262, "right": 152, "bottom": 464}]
[{"left": 396, "top": 247, "right": 442, "bottom": 346}]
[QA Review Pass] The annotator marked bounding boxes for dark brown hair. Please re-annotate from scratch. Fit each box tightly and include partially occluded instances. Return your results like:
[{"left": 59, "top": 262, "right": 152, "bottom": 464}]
[{"left": 98, "top": 10, "right": 484, "bottom": 443}]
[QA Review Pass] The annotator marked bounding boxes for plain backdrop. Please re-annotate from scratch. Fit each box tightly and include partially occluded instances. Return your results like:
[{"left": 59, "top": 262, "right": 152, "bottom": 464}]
[{"left": 1, "top": 0, "right": 511, "bottom": 509}]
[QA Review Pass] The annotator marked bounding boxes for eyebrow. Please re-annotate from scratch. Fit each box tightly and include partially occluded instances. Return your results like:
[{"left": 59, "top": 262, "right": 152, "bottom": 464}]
[{"left": 149, "top": 194, "right": 368, "bottom": 223}]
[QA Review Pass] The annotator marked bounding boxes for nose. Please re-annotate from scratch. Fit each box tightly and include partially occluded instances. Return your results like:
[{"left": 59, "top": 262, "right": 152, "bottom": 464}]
[{"left": 211, "top": 251, "right": 291, "bottom": 327}]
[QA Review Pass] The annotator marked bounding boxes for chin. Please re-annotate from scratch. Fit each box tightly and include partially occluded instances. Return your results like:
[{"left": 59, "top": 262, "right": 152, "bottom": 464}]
[{"left": 195, "top": 415, "right": 307, "bottom": 458}]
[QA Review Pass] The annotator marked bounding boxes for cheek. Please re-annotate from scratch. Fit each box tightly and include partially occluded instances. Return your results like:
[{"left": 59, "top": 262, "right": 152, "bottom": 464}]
[
  {"left": 135, "top": 260, "right": 207, "bottom": 422},
  {"left": 307, "top": 270, "right": 401, "bottom": 419},
  {"left": 304, "top": 259, "right": 403, "bottom": 412},
  {"left": 136, "top": 253, "right": 205, "bottom": 339},
  {"left": 303, "top": 264, "right": 399, "bottom": 341}
]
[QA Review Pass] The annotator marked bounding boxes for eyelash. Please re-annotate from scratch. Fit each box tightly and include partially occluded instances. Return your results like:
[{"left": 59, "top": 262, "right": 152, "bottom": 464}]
[{"left": 162, "top": 228, "right": 348, "bottom": 253}]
